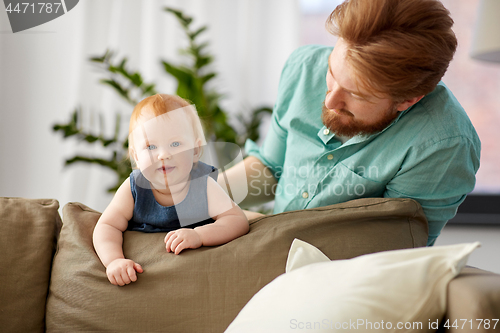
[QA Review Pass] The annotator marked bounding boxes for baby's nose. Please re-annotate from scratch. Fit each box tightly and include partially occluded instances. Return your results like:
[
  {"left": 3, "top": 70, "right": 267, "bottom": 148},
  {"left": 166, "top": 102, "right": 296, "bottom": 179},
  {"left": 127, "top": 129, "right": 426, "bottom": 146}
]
[{"left": 157, "top": 147, "right": 172, "bottom": 160}]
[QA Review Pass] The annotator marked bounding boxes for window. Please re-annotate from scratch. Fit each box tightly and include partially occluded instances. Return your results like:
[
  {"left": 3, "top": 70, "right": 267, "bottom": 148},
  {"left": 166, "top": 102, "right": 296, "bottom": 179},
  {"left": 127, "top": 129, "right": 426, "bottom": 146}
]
[{"left": 439, "top": 0, "right": 500, "bottom": 194}]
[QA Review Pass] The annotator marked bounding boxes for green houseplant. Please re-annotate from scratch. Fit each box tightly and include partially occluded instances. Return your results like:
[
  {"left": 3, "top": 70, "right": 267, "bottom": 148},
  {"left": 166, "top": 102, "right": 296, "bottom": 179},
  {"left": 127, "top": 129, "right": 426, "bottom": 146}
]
[{"left": 53, "top": 7, "right": 271, "bottom": 192}]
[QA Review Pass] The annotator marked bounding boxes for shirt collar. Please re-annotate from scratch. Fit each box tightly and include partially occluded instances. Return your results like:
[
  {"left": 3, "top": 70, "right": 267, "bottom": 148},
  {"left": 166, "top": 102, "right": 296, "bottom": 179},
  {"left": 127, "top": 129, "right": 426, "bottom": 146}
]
[{"left": 318, "top": 126, "right": 339, "bottom": 145}]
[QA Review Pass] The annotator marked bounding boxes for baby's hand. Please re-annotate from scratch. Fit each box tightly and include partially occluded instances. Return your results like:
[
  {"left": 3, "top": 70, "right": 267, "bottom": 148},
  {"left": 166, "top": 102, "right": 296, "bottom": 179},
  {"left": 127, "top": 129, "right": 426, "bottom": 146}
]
[
  {"left": 106, "top": 258, "right": 143, "bottom": 286},
  {"left": 164, "top": 229, "right": 202, "bottom": 255}
]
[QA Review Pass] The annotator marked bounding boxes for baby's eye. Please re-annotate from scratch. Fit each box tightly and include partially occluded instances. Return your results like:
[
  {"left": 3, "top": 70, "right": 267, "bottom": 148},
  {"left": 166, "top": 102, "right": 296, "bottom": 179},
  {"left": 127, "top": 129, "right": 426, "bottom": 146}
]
[
  {"left": 147, "top": 144, "right": 157, "bottom": 150},
  {"left": 170, "top": 141, "right": 181, "bottom": 148}
]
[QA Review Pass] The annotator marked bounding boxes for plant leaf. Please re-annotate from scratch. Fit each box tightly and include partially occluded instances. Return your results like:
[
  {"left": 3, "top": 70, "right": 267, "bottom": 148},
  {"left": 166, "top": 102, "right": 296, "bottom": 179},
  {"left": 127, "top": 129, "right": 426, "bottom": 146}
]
[{"left": 189, "top": 26, "right": 207, "bottom": 40}]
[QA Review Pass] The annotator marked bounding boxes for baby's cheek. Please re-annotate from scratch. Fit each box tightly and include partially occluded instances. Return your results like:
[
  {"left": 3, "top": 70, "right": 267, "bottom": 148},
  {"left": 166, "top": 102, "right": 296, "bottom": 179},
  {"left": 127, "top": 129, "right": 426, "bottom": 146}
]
[{"left": 138, "top": 152, "right": 156, "bottom": 168}]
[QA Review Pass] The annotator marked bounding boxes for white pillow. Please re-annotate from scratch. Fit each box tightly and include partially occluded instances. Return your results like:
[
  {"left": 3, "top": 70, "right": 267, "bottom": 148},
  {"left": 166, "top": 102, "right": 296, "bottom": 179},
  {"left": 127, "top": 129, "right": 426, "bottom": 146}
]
[
  {"left": 285, "top": 239, "right": 330, "bottom": 273},
  {"left": 225, "top": 240, "right": 480, "bottom": 333}
]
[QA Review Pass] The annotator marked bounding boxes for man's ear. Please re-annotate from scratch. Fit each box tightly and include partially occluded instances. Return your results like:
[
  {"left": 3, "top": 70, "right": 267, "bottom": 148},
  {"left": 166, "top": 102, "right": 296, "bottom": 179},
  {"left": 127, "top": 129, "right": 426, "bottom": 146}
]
[
  {"left": 193, "top": 139, "right": 203, "bottom": 162},
  {"left": 396, "top": 95, "right": 424, "bottom": 112}
]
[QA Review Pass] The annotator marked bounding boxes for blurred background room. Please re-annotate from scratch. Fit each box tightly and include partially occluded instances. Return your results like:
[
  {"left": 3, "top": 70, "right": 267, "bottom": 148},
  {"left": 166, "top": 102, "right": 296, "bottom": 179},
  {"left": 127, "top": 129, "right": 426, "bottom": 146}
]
[{"left": 1, "top": 0, "right": 499, "bottom": 272}]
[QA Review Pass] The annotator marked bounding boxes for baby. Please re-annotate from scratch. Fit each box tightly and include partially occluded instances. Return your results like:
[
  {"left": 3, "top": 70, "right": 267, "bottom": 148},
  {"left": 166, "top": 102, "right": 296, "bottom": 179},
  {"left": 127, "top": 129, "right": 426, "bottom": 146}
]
[{"left": 93, "top": 94, "right": 249, "bottom": 286}]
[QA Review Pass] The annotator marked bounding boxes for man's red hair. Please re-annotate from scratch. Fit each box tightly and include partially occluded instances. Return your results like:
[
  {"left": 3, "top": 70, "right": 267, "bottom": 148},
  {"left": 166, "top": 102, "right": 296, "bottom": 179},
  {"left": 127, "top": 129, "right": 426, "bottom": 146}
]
[{"left": 326, "top": 0, "right": 457, "bottom": 101}]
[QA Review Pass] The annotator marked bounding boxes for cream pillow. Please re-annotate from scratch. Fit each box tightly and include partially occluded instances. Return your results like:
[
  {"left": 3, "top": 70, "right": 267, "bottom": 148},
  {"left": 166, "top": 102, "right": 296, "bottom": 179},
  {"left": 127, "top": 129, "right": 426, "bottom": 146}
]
[
  {"left": 285, "top": 238, "right": 330, "bottom": 273},
  {"left": 225, "top": 240, "right": 480, "bottom": 333}
]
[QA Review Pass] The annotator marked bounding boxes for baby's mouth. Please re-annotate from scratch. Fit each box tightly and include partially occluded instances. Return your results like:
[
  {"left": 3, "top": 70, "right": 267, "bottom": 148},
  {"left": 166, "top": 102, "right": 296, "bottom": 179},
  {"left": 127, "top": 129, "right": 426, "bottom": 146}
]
[{"left": 157, "top": 165, "right": 175, "bottom": 174}]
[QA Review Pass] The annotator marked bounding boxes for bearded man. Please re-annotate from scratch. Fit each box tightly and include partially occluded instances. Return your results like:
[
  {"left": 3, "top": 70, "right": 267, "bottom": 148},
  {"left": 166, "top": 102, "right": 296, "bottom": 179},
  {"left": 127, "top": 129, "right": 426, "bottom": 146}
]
[{"left": 220, "top": 0, "right": 480, "bottom": 246}]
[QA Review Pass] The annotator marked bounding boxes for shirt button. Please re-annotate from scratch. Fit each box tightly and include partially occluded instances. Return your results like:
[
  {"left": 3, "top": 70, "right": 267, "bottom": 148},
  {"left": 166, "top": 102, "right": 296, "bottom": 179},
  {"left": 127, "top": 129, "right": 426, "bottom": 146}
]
[
  {"left": 302, "top": 192, "right": 309, "bottom": 199},
  {"left": 327, "top": 154, "right": 334, "bottom": 160},
  {"left": 323, "top": 129, "right": 330, "bottom": 135}
]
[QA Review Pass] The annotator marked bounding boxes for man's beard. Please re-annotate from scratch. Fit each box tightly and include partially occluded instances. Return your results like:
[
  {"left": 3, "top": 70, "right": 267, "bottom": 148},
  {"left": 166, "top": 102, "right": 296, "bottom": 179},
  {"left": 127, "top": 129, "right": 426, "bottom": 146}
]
[{"left": 321, "top": 102, "right": 399, "bottom": 138}]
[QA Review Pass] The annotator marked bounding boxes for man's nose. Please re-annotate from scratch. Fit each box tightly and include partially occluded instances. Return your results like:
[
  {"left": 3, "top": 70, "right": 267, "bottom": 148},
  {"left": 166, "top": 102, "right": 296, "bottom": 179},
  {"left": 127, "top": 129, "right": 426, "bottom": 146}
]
[{"left": 324, "top": 86, "right": 344, "bottom": 110}]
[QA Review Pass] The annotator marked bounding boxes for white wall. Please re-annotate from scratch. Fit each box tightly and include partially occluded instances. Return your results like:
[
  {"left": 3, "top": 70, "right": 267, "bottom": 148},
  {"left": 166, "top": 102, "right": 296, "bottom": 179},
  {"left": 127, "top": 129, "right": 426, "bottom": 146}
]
[
  {"left": 0, "top": 2, "right": 83, "bottom": 208},
  {"left": 0, "top": 0, "right": 299, "bottom": 213},
  {"left": 435, "top": 224, "right": 500, "bottom": 274}
]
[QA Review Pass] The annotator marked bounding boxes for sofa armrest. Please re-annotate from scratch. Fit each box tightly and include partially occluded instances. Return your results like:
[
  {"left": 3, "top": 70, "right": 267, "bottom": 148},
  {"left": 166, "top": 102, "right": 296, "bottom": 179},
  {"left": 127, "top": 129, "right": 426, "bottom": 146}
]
[
  {"left": 441, "top": 266, "right": 500, "bottom": 332},
  {"left": 0, "top": 197, "right": 61, "bottom": 333}
]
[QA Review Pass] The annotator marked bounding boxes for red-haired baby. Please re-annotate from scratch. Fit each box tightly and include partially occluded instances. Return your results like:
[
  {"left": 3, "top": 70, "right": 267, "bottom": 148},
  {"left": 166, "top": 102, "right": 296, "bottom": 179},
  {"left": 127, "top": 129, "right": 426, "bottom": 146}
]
[{"left": 93, "top": 94, "right": 249, "bottom": 286}]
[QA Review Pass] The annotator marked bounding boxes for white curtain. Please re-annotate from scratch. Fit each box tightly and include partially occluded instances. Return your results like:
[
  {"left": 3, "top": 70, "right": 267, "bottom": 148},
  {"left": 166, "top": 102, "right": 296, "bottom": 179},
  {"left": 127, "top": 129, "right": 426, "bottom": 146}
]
[{"left": 0, "top": 0, "right": 300, "bottom": 212}]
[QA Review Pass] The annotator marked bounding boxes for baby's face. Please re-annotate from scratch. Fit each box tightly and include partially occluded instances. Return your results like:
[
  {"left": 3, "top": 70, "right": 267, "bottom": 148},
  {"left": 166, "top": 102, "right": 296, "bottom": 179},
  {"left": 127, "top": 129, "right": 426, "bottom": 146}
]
[{"left": 131, "top": 107, "right": 201, "bottom": 189}]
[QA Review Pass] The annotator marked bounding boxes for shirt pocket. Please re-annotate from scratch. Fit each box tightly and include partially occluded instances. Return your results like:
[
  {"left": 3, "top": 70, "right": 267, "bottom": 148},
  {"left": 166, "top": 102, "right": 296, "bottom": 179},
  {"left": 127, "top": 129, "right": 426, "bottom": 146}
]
[{"left": 318, "top": 163, "right": 386, "bottom": 204}]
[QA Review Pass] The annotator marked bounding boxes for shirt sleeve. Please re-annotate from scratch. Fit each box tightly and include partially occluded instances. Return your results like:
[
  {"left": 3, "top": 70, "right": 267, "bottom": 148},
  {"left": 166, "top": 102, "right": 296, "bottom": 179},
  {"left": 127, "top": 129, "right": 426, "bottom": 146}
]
[
  {"left": 384, "top": 136, "right": 480, "bottom": 246},
  {"left": 245, "top": 45, "right": 332, "bottom": 182},
  {"left": 245, "top": 112, "right": 287, "bottom": 181}
]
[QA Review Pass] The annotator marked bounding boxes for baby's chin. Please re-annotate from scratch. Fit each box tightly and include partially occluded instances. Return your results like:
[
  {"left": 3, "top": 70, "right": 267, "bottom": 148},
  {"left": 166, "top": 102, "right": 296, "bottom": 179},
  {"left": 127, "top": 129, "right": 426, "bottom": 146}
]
[{"left": 145, "top": 175, "right": 190, "bottom": 190}]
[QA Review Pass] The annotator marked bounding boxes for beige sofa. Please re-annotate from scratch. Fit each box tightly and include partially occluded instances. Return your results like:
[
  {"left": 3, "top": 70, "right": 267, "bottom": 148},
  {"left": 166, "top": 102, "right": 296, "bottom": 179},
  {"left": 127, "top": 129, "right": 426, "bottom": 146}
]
[{"left": 0, "top": 197, "right": 499, "bottom": 332}]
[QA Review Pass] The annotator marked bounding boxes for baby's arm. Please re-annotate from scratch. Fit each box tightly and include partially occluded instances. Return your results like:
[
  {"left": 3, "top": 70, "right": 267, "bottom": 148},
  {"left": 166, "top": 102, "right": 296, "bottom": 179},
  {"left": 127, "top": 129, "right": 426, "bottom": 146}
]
[
  {"left": 164, "top": 177, "right": 249, "bottom": 254},
  {"left": 93, "top": 178, "right": 143, "bottom": 286}
]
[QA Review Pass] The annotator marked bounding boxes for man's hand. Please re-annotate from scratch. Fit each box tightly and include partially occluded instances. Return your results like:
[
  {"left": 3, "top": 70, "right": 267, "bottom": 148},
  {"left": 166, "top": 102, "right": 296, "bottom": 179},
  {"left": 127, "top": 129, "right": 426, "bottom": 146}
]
[
  {"left": 106, "top": 258, "right": 143, "bottom": 286},
  {"left": 164, "top": 228, "right": 203, "bottom": 255},
  {"left": 217, "top": 156, "right": 277, "bottom": 208}
]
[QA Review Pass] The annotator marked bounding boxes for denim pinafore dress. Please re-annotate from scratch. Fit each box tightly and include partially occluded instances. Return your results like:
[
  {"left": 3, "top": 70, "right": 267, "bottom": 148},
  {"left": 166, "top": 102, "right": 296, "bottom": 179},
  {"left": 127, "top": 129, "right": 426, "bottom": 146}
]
[{"left": 127, "top": 161, "right": 218, "bottom": 233}]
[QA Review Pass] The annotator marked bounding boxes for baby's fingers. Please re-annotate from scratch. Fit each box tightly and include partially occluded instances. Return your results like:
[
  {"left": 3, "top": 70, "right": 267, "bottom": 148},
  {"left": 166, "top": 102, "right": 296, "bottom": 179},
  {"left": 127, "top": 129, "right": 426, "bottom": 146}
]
[
  {"left": 165, "top": 232, "right": 178, "bottom": 252},
  {"left": 107, "top": 269, "right": 123, "bottom": 286},
  {"left": 164, "top": 231, "right": 176, "bottom": 244},
  {"left": 169, "top": 236, "right": 184, "bottom": 254},
  {"left": 112, "top": 273, "right": 126, "bottom": 286},
  {"left": 119, "top": 269, "right": 132, "bottom": 285},
  {"left": 174, "top": 240, "right": 187, "bottom": 255},
  {"left": 127, "top": 265, "right": 138, "bottom": 282},
  {"left": 134, "top": 262, "right": 144, "bottom": 274},
  {"left": 108, "top": 274, "right": 118, "bottom": 286}
]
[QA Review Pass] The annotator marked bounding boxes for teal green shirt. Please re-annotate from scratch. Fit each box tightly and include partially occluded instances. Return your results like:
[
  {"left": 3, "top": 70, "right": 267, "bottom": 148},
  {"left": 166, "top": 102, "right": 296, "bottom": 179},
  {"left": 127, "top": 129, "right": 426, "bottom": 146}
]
[{"left": 246, "top": 45, "right": 481, "bottom": 246}]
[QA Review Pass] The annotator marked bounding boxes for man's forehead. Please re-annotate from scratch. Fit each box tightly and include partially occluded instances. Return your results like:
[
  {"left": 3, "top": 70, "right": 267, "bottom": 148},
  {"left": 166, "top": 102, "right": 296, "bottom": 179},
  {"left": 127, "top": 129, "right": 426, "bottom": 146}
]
[
  {"left": 328, "top": 43, "right": 366, "bottom": 96},
  {"left": 328, "top": 39, "right": 390, "bottom": 102}
]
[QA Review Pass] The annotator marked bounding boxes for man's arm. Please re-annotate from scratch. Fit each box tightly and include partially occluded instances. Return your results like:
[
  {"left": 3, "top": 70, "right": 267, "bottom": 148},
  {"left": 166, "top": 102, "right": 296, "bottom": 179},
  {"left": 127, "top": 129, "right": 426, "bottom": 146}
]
[
  {"left": 217, "top": 156, "right": 277, "bottom": 210},
  {"left": 384, "top": 138, "right": 480, "bottom": 245}
]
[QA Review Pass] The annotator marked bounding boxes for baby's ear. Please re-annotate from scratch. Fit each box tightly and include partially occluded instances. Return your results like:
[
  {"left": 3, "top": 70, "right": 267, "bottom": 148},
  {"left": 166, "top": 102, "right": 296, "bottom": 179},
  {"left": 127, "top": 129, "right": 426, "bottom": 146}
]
[
  {"left": 193, "top": 139, "right": 203, "bottom": 162},
  {"left": 129, "top": 148, "right": 138, "bottom": 164}
]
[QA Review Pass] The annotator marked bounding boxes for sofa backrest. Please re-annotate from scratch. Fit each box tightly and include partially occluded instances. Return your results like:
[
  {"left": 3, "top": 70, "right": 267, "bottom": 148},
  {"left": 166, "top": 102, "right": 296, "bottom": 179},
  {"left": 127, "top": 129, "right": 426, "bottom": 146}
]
[{"left": 45, "top": 198, "right": 427, "bottom": 332}]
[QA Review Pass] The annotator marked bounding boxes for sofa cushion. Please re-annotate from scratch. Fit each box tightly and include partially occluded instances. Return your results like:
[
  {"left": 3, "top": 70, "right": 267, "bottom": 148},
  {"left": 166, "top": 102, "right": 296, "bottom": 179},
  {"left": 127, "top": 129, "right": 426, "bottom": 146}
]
[
  {"left": 0, "top": 197, "right": 61, "bottom": 333},
  {"left": 225, "top": 239, "right": 479, "bottom": 333},
  {"left": 45, "top": 198, "right": 427, "bottom": 332}
]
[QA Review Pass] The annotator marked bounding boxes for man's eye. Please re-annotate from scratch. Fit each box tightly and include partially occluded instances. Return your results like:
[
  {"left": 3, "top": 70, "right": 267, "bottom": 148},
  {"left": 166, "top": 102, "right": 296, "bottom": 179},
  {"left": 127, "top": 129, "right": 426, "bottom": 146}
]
[
  {"left": 351, "top": 93, "right": 365, "bottom": 101},
  {"left": 171, "top": 141, "right": 180, "bottom": 148},
  {"left": 147, "top": 145, "right": 157, "bottom": 150}
]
